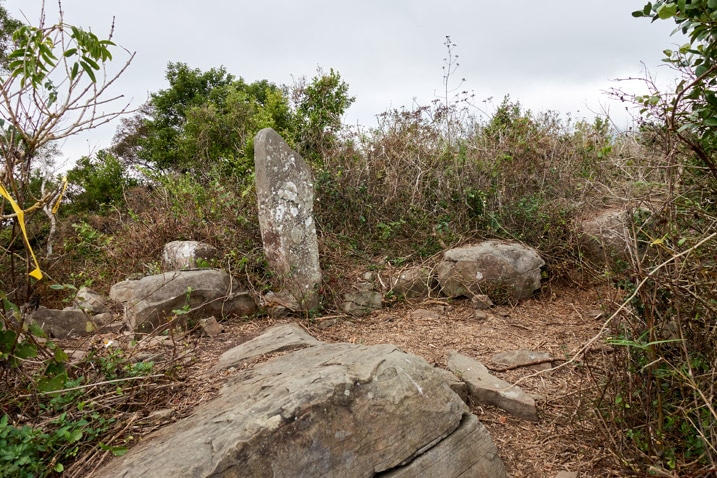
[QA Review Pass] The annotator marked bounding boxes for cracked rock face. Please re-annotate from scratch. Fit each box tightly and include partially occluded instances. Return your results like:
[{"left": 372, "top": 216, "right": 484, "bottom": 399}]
[{"left": 95, "top": 324, "right": 506, "bottom": 478}]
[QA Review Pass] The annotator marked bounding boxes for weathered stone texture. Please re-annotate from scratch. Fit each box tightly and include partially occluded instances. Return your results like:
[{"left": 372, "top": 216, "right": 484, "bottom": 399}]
[
  {"left": 95, "top": 325, "right": 507, "bottom": 478},
  {"left": 447, "top": 351, "right": 538, "bottom": 421},
  {"left": 109, "top": 269, "right": 256, "bottom": 332},
  {"left": 254, "top": 128, "right": 321, "bottom": 310},
  {"left": 436, "top": 240, "right": 544, "bottom": 301},
  {"left": 162, "top": 240, "right": 220, "bottom": 270},
  {"left": 28, "top": 306, "right": 114, "bottom": 338}
]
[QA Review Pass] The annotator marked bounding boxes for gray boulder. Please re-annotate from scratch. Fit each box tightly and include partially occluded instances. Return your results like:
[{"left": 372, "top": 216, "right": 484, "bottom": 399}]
[
  {"left": 492, "top": 349, "right": 555, "bottom": 371},
  {"left": 580, "top": 208, "right": 632, "bottom": 266},
  {"left": 95, "top": 325, "right": 507, "bottom": 478},
  {"left": 162, "top": 240, "right": 221, "bottom": 270},
  {"left": 109, "top": 269, "right": 256, "bottom": 332},
  {"left": 389, "top": 266, "right": 433, "bottom": 298},
  {"left": 342, "top": 285, "right": 383, "bottom": 316},
  {"left": 74, "top": 287, "right": 110, "bottom": 314},
  {"left": 28, "top": 306, "right": 115, "bottom": 338},
  {"left": 213, "top": 323, "right": 321, "bottom": 370},
  {"left": 436, "top": 240, "right": 544, "bottom": 301}
]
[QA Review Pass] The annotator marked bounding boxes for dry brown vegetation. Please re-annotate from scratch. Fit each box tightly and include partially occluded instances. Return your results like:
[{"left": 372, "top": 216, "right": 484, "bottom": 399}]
[{"left": 2, "top": 91, "right": 715, "bottom": 477}]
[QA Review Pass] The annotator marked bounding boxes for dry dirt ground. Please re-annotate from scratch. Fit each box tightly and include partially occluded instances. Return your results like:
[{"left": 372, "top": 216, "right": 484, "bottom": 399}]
[{"left": 73, "top": 282, "right": 629, "bottom": 478}]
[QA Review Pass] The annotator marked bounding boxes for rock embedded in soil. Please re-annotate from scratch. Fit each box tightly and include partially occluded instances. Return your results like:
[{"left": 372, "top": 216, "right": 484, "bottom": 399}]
[
  {"left": 213, "top": 322, "right": 321, "bottom": 371},
  {"left": 447, "top": 351, "right": 538, "bottom": 421},
  {"left": 389, "top": 266, "right": 433, "bottom": 298},
  {"left": 409, "top": 308, "right": 442, "bottom": 321},
  {"left": 28, "top": 306, "right": 114, "bottom": 338},
  {"left": 109, "top": 269, "right": 256, "bottom": 332},
  {"left": 436, "top": 240, "right": 545, "bottom": 301},
  {"left": 554, "top": 472, "right": 578, "bottom": 478},
  {"left": 491, "top": 349, "right": 555, "bottom": 371},
  {"left": 341, "top": 288, "right": 383, "bottom": 316},
  {"left": 471, "top": 294, "right": 494, "bottom": 309},
  {"left": 75, "top": 287, "right": 110, "bottom": 314},
  {"left": 162, "top": 240, "right": 221, "bottom": 271}
]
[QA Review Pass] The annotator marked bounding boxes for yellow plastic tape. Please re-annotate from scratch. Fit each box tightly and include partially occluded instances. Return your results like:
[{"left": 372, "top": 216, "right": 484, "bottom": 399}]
[
  {"left": 0, "top": 183, "right": 43, "bottom": 280},
  {"left": 52, "top": 176, "right": 68, "bottom": 215}
]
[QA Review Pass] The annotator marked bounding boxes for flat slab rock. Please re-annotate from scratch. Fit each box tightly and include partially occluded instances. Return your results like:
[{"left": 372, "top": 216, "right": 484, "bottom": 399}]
[
  {"left": 96, "top": 326, "right": 506, "bottom": 478},
  {"left": 447, "top": 351, "right": 538, "bottom": 421},
  {"left": 491, "top": 349, "right": 555, "bottom": 371},
  {"left": 213, "top": 322, "right": 321, "bottom": 370}
]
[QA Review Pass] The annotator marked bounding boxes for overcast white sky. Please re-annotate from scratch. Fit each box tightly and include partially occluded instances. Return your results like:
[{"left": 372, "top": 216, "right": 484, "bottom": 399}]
[{"left": 4, "top": 0, "right": 682, "bottom": 166}]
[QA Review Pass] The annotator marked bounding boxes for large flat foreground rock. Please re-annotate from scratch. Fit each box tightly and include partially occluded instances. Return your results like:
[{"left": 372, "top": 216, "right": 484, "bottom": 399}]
[{"left": 96, "top": 325, "right": 506, "bottom": 477}]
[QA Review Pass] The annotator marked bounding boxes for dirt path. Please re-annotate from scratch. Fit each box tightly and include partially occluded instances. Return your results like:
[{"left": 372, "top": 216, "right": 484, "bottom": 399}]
[
  {"left": 78, "top": 282, "right": 625, "bottom": 477},
  {"left": 307, "top": 283, "right": 623, "bottom": 477}
]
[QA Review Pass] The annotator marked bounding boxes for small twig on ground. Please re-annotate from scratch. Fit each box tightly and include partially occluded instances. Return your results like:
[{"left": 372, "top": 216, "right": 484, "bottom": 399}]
[
  {"left": 487, "top": 357, "right": 565, "bottom": 373},
  {"left": 17, "top": 374, "right": 167, "bottom": 397}
]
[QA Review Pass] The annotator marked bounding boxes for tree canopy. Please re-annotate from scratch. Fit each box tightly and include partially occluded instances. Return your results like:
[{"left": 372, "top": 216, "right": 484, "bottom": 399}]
[
  {"left": 113, "top": 63, "right": 294, "bottom": 175},
  {"left": 112, "top": 63, "right": 354, "bottom": 176}
]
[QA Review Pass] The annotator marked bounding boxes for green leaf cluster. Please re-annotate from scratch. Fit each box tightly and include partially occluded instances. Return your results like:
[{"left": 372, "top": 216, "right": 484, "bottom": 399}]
[
  {"left": 5, "top": 21, "right": 116, "bottom": 105},
  {"left": 117, "top": 63, "right": 294, "bottom": 175},
  {"left": 293, "top": 67, "right": 355, "bottom": 163},
  {"left": 65, "top": 150, "right": 138, "bottom": 214},
  {"left": 112, "top": 63, "right": 355, "bottom": 176},
  {"left": 633, "top": 0, "right": 717, "bottom": 179}
]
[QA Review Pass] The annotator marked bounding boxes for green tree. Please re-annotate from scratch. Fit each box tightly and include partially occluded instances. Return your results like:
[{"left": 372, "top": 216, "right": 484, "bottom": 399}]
[
  {"left": 65, "top": 150, "right": 138, "bottom": 213},
  {"left": 0, "top": 1, "right": 21, "bottom": 70},
  {"left": 113, "top": 63, "right": 294, "bottom": 175},
  {"left": 291, "top": 67, "right": 355, "bottom": 163},
  {"left": 633, "top": 0, "right": 717, "bottom": 181},
  {"left": 0, "top": 2, "right": 133, "bottom": 299}
]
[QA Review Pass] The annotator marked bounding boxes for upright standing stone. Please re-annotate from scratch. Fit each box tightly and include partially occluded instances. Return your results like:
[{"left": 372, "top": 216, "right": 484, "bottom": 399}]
[{"left": 254, "top": 128, "right": 321, "bottom": 310}]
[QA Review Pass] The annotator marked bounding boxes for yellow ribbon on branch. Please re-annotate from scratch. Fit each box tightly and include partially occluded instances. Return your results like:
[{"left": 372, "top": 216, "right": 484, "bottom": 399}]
[
  {"left": 0, "top": 176, "right": 68, "bottom": 280},
  {"left": 52, "top": 175, "right": 68, "bottom": 215}
]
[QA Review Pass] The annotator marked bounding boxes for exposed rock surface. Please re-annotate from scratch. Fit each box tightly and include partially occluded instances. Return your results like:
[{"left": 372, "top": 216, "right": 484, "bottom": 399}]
[
  {"left": 254, "top": 128, "right": 321, "bottom": 311},
  {"left": 554, "top": 472, "right": 579, "bottom": 478},
  {"left": 471, "top": 294, "right": 494, "bottom": 310},
  {"left": 96, "top": 325, "right": 507, "bottom": 478},
  {"left": 434, "top": 367, "right": 469, "bottom": 403},
  {"left": 389, "top": 266, "right": 433, "bottom": 298},
  {"left": 580, "top": 208, "right": 632, "bottom": 266},
  {"left": 28, "top": 306, "right": 115, "bottom": 338},
  {"left": 199, "top": 317, "right": 222, "bottom": 337},
  {"left": 213, "top": 322, "right": 320, "bottom": 371},
  {"left": 341, "top": 285, "right": 383, "bottom": 316},
  {"left": 162, "top": 240, "right": 221, "bottom": 270},
  {"left": 447, "top": 351, "right": 538, "bottom": 421},
  {"left": 381, "top": 413, "right": 503, "bottom": 478},
  {"left": 109, "top": 269, "right": 256, "bottom": 332},
  {"left": 436, "top": 240, "right": 544, "bottom": 301},
  {"left": 492, "top": 349, "right": 555, "bottom": 371},
  {"left": 74, "top": 287, "right": 110, "bottom": 314}
]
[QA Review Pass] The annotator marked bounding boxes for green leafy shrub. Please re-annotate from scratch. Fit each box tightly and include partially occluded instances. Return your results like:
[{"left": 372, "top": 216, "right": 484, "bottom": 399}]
[
  {"left": 0, "top": 291, "right": 177, "bottom": 476},
  {"left": 113, "top": 63, "right": 295, "bottom": 176},
  {"left": 65, "top": 150, "right": 138, "bottom": 214},
  {"left": 594, "top": 3, "right": 717, "bottom": 474}
]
